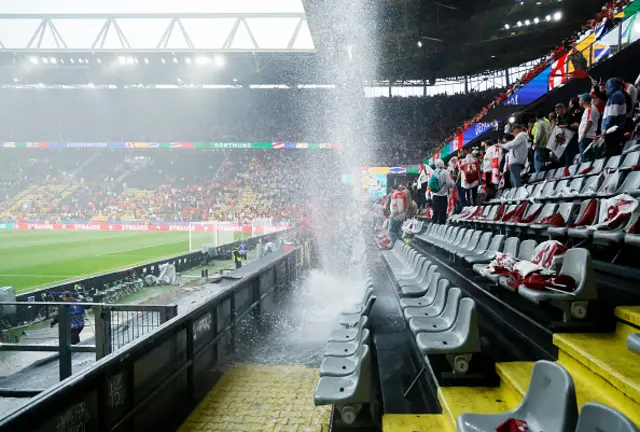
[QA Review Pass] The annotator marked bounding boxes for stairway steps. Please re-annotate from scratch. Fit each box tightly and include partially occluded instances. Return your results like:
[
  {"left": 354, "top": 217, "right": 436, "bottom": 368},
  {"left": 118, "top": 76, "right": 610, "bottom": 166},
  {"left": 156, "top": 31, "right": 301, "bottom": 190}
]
[
  {"left": 616, "top": 306, "right": 640, "bottom": 329},
  {"left": 438, "top": 386, "right": 513, "bottom": 432},
  {"left": 553, "top": 323, "right": 640, "bottom": 420},
  {"left": 496, "top": 360, "right": 640, "bottom": 425},
  {"left": 382, "top": 414, "right": 445, "bottom": 431}
]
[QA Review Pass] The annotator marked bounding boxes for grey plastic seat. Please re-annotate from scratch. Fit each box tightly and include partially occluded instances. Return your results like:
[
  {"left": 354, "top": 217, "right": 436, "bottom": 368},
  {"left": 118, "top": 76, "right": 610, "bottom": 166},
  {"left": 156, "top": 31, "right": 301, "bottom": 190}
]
[
  {"left": 594, "top": 208, "right": 640, "bottom": 245},
  {"left": 392, "top": 254, "right": 424, "bottom": 278},
  {"left": 457, "top": 232, "right": 492, "bottom": 259},
  {"left": 574, "top": 175, "right": 601, "bottom": 199},
  {"left": 477, "top": 206, "right": 500, "bottom": 227},
  {"left": 594, "top": 171, "right": 624, "bottom": 197},
  {"left": 529, "top": 182, "right": 545, "bottom": 200},
  {"left": 526, "top": 203, "right": 558, "bottom": 233},
  {"left": 415, "top": 298, "right": 480, "bottom": 355},
  {"left": 590, "top": 157, "right": 606, "bottom": 176},
  {"left": 473, "top": 237, "right": 520, "bottom": 280},
  {"left": 512, "top": 203, "right": 544, "bottom": 228},
  {"left": 445, "top": 230, "right": 475, "bottom": 253},
  {"left": 547, "top": 200, "right": 590, "bottom": 238},
  {"left": 622, "top": 139, "right": 640, "bottom": 154},
  {"left": 446, "top": 228, "right": 469, "bottom": 250},
  {"left": 615, "top": 171, "right": 640, "bottom": 197},
  {"left": 498, "top": 240, "right": 538, "bottom": 292},
  {"left": 565, "top": 164, "right": 578, "bottom": 178},
  {"left": 568, "top": 200, "right": 601, "bottom": 239},
  {"left": 404, "top": 279, "right": 451, "bottom": 319},
  {"left": 395, "top": 257, "right": 429, "bottom": 281},
  {"left": 320, "top": 344, "right": 369, "bottom": 377},
  {"left": 575, "top": 402, "right": 640, "bottom": 432},
  {"left": 575, "top": 161, "right": 593, "bottom": 177},
  {"left": 493, "top": 205, "right": 517, "bottom": 227},
  {"left": 409, "top": 288, "right": 462, "bottom": 334},
  {"left": 398, "top": 260, "right": 433, "bottom": 288},
  {"left": 537, "top": 181, "right": 557, "bottom": 200},
  {"left": 604, "top": 155, "right": 622, "bottom": 171},
  {"left": 544, "top": 170, "right": 556, "bottom": 181},
  {"left": 619, "top": 151, "right": 640, "bottom": 171},
  {"left": 465, "top": 234, "right": 505, "bottom": 264},
  {"left": 342, "top": 289, "right": 374, "bottom": 314},
  {"left": 329, "top": 316, "right": 368, "bottom": 342},
  {"left": 457, "top": 361, "right": 578, "bottom": 432},
  {"left": 519, "top": 249, "right": 597, "bottom": 321},
  {"left": 545, "top": 176, "right": 586, "bottom": 202},
  {"left": 401, "top": 269, "right": 439, "bottom": 297},
  {"left": 627, "top": 334, "right": 640, "bottom": 356},
  {"left": 314, "top": 344, "right": 372, "bottom": 406},
  {"left": 450, "top": 230, "right": 482, "bottom": 255},
  {"left": 324, "top": 328, "right": 370, "bottom": 357},
  {"left": 509, "top": 186, "right": 529, "bottom": 203},
  {"left": 400, "top": 278, "right": 450, "bottom": 308},
  {"left": 339, "top": 295, "right": 376, "bottom": 327}
]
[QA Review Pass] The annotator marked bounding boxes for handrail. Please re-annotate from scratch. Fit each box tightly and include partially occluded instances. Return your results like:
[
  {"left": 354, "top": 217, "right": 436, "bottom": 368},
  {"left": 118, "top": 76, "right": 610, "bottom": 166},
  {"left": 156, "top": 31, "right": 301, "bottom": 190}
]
[{"left": 0, "top": 241, "right": 312, "bottom": 431}]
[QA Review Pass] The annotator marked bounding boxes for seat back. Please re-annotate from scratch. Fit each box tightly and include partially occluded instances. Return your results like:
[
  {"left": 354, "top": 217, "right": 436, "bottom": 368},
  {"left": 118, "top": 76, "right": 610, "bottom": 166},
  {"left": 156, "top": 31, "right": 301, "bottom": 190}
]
[
  {"left": 429, "top": 279, "right": 452, "bottom": 313},
  {"left": 577, "top": 162, "right": 592, "bottom": 175},
  {"left": 474, "top": 232, "right": 493, "bottom": 252},
  {"left": 445, "top": 227, "right": 459, "bottom": 241},
  {"left": 598, "top": 171, "right": 623, "bottom": 195},
  {"left": 553, "top": 168, "right": 565, "bottom": 179},
  {"left": 502, "top": 188, "right": 517, "bottom": 200},
  {"left": 449, "top": 298, "right": 481, "bottom": 352},
  {"left": 457, "top": 230, "right": 475, "bottom": 249},
  {"left": 517, "top": 240, "right": 538, "bottom": 261},
  {"left": 540, "top": 181, "right": 556, "bottom": 198},
  {"left": 575, "top": 402, "right": 638, "bottom": 432},
  {"left": 554, "top": 179, "right": 569, "bottom": 194},
  {"left": 481, "top": 206, "right": 493, "bottom": 218},
  {"left": 517, "top": 360, "right": 578, "bottom": 432},
  {"left": 545, "top": 170, "right": 556, "bottom": 181},
  {"left": 557, "top": 202, "right": 576, "bottom": 224},
  {"left": 530, "top": 183, "right": 545, "bottom": 199},
  {"left": 580, "top": 175, "right": 600, "bottom": 194},
  {"left": 559, "top": 248, "right": 597, "bottom": 300},
  {"left": 534, "top": 204, "right": 558, "bottom": 223},
  {"left": 464, "top": 231, "right": 482, "bottom": 251},
  {"left": 604, "top": 155, "right": 621, "bottom": 171},
  {"left": 486, "top": 206, "right": 499, "bottom": 220},
  {"left": 568, "top": 177, "right": 585, "bottom": 193},
  {"left": 487, "top": 235, "right": 505, "bottom": 252},
  {"left": 523, "top": 203, "right": 543, "bottom": 220},
  {"left": 591, "top": 158, "right": 606, "bottom": 175},
  {"left": 567, "top": 164, "right": 578, "bottom": 177},
  {"left": 440, "top": 288, "right": 462, "bottom": 321},
  {"left": 502, "top": 237, "right": 520, "bottom": 256},
  {"left": 513, "top": 186, "right": 528, "bottom": 201},
  {"left": 620, "top": 151, "right": 640, "bottom": 170},
  {"left": 423, "top": 272, "right": 442, "bottom": 303},
  {"left": 525, "top": 184, "right": 535, "bottom": 197},
  {"left": 618, "top": 171, "right": 640, "bottom": 195}
]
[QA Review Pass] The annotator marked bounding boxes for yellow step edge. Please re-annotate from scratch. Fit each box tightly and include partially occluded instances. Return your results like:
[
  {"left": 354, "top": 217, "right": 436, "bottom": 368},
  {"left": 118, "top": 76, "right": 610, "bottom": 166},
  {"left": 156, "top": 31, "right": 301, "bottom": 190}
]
[
  {"left": 558, "top": 351, "right": 640, "bottom": 427},
  {"left": 615, "top": 306, "right": 640, "bottom": 329},
  {"left": 553, "top": 324, "right": 640, "bottom": 406},
  {"left": 438, "top": 385, "right": 514, "bottom": 432},
  {"left": 496, "top": 360, "right": 640, "bottom": 427},
  {"left": 382, "top": 414, "right": 446, "bottom": 431}
]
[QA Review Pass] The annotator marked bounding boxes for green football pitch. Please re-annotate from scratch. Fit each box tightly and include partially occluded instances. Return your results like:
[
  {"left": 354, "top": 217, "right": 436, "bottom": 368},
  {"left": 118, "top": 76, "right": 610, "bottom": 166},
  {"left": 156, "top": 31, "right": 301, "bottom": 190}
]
[{"left": 0, "top": 230, "right": 248, "bottom": 293}]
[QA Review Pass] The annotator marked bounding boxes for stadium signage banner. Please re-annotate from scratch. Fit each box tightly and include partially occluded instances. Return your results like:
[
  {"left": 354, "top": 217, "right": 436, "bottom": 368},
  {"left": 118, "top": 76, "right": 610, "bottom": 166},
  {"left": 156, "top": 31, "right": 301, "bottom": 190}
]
[
  {"left": 12, "top": 223, "right": 290, "bottom": 232},
  {"left": 0, "top": 223, "right": 13, "bottom": 230},
  {"left": 0, "top": 142, "right": 340, "bottom": 150}
]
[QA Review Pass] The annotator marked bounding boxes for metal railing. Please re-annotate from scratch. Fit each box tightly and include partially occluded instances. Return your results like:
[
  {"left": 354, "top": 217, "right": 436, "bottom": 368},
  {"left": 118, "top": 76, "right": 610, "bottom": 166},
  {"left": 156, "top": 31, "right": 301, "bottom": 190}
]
[
  {"left": 0, "top": 240, "right": 313, "bottom": 432},
  {"left": 0, "top": 303, "right": 177, "bottom": 388}
]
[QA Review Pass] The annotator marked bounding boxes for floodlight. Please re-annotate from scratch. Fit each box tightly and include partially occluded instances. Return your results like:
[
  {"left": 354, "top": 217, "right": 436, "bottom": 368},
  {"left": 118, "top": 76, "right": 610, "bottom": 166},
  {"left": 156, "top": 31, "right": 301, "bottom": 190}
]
[
  {"left": 525, "top": 19, "right": 531, "bottom": 26},
  {"left": 546, "top": 15, "right": 552, "bottom": 21},
  {"left": 214, "top": 55, "right": 225, "bottom": 67},
  {"left": 517, "top": 21, "right": 523, "bottom": 27},
  {"left": 29, "top": 56, "right": 39, "bottom": 64},
  {"left": 509, "top": 116, "right": 516, "bottom": 124},
  {"left": 533, "top": 17, "right": 540, "bottom": 24},
  {"left": 553, "top": 11, "right": 562, "bottom": 21},
  {"left": 504, "top": 24, "right": 510, "bottom": 30}
]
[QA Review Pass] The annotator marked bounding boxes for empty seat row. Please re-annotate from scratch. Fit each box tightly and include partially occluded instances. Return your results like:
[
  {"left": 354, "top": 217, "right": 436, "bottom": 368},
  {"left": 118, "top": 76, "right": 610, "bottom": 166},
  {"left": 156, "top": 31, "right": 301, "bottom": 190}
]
[
  {"left": 527, "top": 147, "right": 639, "bottom": 185},
  {"left": 458, "top": 360, "right": 639, "bottom": 432},
  {"left": 488, "top": 170, "right": 640, "bottom": 206},
  {"left": 382, "top": 242, "right": 480, "bottom": 374},
  {"left": 314, "top": 265, "right": 376, "bottom": 425},
  {"left": 401, "top": 218, "right": 425, "bottom": 236},
  {"left": 417, "top": 224, "right": 599, "bottom": 323}
]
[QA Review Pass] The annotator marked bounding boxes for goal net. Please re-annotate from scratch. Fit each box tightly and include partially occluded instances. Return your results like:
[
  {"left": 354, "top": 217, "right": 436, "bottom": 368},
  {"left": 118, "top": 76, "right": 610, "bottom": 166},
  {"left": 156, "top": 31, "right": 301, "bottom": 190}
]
[{"left": 187, "top": 219, "right": 282, "bottom": 252}]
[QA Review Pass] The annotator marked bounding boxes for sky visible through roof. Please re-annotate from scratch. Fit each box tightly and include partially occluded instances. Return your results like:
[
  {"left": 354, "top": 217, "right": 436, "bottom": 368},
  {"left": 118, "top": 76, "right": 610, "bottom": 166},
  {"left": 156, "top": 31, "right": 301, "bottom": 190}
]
[{"left": 0, "top": 0, "right": 315, "bottom": 51}]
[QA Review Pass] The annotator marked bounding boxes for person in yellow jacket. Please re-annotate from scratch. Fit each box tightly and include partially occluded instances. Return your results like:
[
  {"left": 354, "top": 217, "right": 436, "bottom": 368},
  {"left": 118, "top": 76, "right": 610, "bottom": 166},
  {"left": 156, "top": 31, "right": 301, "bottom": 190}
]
[{"left": 233, "top": 246, "right": 243, "bottom": 269}]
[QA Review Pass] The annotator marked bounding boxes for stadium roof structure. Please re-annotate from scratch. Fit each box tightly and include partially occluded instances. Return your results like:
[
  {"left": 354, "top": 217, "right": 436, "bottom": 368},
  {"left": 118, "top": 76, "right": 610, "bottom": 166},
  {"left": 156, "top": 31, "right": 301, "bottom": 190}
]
[
  {"left": 0, "top": 0, "right": 609, "bottom": 85},
  {"left": 0, "top": 0, "right": 315, "bottom": 52},
  {"left": 374, "top": 0, "right": 606, "bottom": 80}
]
